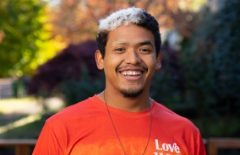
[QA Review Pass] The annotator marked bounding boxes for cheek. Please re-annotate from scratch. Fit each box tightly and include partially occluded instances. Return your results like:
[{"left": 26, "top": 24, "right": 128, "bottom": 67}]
[
  {"left": 103, "top": 58, "right": 118, "bottom": 74},
  {"left": 106, "top": 55, "right": 122, "bottom": 67},
  {"left": 142, "top": 56, "right": 157, "bottom": 68}
]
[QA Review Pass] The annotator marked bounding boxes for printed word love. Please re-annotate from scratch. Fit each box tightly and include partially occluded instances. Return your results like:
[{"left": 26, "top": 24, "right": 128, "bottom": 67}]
[{"left": 154, "top": 139, "right": 181, "bottom": 153}]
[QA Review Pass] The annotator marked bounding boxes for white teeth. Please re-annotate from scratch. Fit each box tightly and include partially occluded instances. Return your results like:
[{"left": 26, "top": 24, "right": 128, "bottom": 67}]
[{"left": 121, "top": 71, "right": 142, "bottom": 76}]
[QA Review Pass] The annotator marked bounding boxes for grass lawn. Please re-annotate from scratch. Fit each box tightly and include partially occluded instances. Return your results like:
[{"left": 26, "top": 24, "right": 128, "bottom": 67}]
[
  {"left": 0, "top": 97, "right": 64, "bottom": 139},
  {"left": 0, "top": 113, "right": 53, "bottom": 139}
]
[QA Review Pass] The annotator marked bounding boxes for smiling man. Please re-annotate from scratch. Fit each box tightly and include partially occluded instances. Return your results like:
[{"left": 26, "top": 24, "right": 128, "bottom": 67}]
[{"left": 33, "top": 7, "right": 206, "bottom": 155}]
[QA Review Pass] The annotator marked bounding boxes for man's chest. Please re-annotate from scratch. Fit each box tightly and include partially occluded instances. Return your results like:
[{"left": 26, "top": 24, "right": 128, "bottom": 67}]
[
  {"left": 67, "top": 127, "right": 190, "bottom": 155},
  {"left": 64, "top": 114, "right": 194, "bottom": 155}
]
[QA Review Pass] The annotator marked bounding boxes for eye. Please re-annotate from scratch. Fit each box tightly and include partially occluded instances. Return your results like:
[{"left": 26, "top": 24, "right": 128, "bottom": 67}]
[
  {"left": 115, "top": 47, "right": 125, "bottom": 52},
  {"left": 140, "top": 48, "right": 151, "bottom": 53}
]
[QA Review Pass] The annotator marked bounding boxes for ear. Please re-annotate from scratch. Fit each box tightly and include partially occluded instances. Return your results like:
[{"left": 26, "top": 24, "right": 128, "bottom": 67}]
[
  {"left": 95, "top": 50, "right": 104, "bottom": 70},
  {"left": 155, "top": 52, "right": 162, "bottom": 70}
]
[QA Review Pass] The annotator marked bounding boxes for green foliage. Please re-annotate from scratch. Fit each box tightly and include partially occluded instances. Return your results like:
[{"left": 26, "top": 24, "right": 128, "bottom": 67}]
[
  {"left": 192, "top": 116, "right": 240, "bottom": 137},
  {"left": 150, "top": 0, "right": 240, "bottom": 138},
  {"left": 181, "top": 0, "right": 240, "bottom": 114},
  {"left": 177, "top": 0, "right": 240, "bottom": 137},
  {"left": 0, "top": 0, "right": 49, "bottom": 77},
  {"left": 151, "top": 48, "right": 185, "bottom": 110}
]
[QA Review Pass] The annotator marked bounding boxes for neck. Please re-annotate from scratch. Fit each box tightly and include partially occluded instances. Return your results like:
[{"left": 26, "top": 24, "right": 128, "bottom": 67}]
[{"left": 98, "top": 89, "right": 152, "bottom": 112}]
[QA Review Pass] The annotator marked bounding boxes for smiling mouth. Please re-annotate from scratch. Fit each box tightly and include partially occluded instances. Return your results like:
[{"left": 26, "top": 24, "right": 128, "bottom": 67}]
[{"left": 120, "top": 71, "right": 143, "bottom": 76}]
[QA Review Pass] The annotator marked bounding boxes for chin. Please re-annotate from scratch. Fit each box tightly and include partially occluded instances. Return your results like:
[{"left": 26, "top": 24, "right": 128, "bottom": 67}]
[{"left": 120, "top": 88, "right": 143, "bottom": 98}]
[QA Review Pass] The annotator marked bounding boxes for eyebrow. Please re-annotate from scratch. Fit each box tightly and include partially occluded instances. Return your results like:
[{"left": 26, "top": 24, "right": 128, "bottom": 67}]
[
  {"left": 112, "top": 40, "right": 154, "bottom": 47},
  {"left": 138, "top": 41, "right": 154, "bottom": 47},
  {"left": 112, "top": 40, "right": 128, "bottom": 46}
]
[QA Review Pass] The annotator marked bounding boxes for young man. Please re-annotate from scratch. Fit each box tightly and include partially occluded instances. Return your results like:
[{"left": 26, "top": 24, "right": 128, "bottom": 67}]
[{"left": 33, "top": 7, "right": 206, "bottom": 155}]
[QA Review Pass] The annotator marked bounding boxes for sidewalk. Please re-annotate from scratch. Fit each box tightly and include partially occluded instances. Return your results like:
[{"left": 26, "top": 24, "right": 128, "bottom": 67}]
[{"left": 0, "top": 78, "right": 14, "bottom": 99}]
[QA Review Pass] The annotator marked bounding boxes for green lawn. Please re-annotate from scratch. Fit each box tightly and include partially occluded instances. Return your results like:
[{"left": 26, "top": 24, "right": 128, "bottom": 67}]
[{"left": 0, "top": 97, "right": 64, "bottom": 139}]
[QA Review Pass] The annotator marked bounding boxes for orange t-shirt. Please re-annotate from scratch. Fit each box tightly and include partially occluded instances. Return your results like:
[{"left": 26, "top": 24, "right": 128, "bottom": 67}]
[{"left": 32, "top": 95, "right": 206, "bottom": 155}]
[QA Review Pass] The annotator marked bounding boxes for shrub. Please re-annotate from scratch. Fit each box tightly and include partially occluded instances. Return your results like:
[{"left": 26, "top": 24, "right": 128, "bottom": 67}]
[
  {"left": 151, "top": 0, "right": 240, "bottom": 137},
  {"left": 181, "top": 0, "right": 240, "bottom": 117},
  {"left": 178, "top": 0, "right": 240, "bottom": 137},
  {"left": 27, "top": 40, "right": 100, "bottom": 96},
  {"left": 61, "top": 66, "right": 105, "bottom": 106}
]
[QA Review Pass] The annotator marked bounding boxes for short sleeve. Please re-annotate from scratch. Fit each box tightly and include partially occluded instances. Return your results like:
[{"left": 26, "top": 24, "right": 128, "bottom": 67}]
[
  {"left": 192, "top": 128, "right": 206, "bottom": 155},
  {"left": 32, "top": 122, "right": 64, "bottom": 155}
]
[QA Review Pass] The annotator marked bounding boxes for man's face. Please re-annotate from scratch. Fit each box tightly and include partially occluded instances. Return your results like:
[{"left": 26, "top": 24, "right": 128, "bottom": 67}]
[{"left": 96, "top": 24, "right": 161, "bottom": 97}]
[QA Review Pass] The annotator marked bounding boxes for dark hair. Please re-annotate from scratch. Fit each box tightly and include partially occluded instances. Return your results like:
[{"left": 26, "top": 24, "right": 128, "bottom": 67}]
[{"left": 96, "top": 9, "right": 161, "bottom": 58}]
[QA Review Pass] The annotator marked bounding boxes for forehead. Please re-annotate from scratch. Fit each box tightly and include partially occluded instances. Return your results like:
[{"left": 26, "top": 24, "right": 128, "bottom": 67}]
[{"left": 106, "top": 24, "right": 155, "bottom": 46}]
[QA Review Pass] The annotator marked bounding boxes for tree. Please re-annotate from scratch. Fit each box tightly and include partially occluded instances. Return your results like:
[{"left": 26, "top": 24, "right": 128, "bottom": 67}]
[
  {"left": 49, "top": 0, "right": 207, "bottom": 44},
  {"left": 0, "top": 0, "right": 61, "bottom": 77},
  {"left": 179, "top": 0, "right": 240, "bottom": 137}
]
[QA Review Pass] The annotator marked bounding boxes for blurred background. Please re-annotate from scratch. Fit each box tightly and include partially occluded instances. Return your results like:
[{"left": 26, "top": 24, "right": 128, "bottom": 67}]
[{"left": 0, "top": 0, "right": 239, "bottom": 154}]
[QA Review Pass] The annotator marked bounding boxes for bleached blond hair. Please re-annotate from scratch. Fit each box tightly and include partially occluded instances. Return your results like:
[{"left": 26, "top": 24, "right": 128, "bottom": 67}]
[
  {"left": 98, "top": 7, "right": 144, "bottom": 31},
  {"left": 96, "top": 7, "right": 161, "bottom": 58}
]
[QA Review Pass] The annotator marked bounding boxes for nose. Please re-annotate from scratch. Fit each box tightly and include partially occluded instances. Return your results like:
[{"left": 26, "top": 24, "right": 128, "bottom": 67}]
[{"left": 125, "top": 50, "right": 141, "bottom": 64}]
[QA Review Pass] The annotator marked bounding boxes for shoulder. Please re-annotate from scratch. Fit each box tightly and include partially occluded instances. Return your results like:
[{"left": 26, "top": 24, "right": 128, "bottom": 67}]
[
  {"left": 36, "top": 95, "right": 103, "bottom": 149},
  {"left": 46, "top": 95, "right": 100, "bottom": 126},
  {"left": 153, "top": 101, "right": 200, "bottom": 132},
  {"left": 152, "top": 101, "right": 206, "bottom": 154}
]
